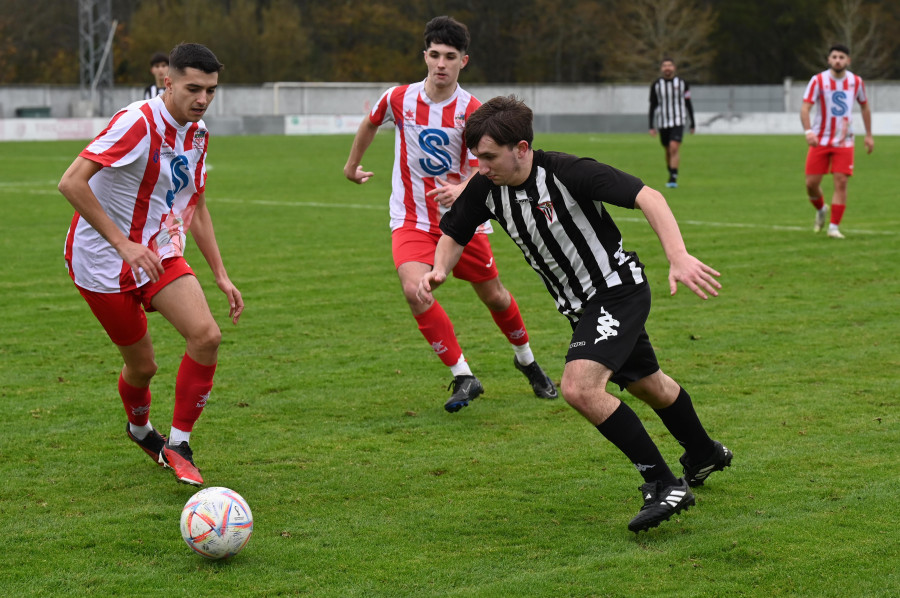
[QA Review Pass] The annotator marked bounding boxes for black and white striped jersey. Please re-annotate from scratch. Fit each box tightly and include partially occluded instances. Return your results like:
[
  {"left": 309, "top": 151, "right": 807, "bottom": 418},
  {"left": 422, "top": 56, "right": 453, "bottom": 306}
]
[
  {"left": 649, "top": 76, "right": 695, "bottom": 129},
  {"left": 440, "top": 150, "right": 647, "bottom": 324}
]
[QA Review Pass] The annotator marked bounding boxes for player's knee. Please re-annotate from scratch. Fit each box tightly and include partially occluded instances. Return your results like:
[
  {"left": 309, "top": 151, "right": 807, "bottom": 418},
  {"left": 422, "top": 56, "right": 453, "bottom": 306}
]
[
  {"left": 191, "top": 322, "right": 222, "bottom": 354},
  {"left": 475, "top": 279, "right": 509, "bottom": 311},
  {"left": 129, "top": 359, "right": 159, "bottom": 384},
  {"left": 401, "top": 281, "right": 422, "bottom": 306},
  {"left": 560, "top": 374, "right": 590, "bottom": 410}
]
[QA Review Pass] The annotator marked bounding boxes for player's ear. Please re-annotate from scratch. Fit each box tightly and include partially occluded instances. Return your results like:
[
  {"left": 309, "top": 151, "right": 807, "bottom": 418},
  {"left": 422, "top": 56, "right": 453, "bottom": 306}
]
[{"left": 460, "top": 54, "right": 469, "bottom": 69}]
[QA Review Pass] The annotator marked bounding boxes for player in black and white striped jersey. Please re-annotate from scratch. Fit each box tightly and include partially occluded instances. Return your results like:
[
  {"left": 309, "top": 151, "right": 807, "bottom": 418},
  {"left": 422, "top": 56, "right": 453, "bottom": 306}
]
[
  {"left": 420, "top": 96, "right": 732, "bottom": 533},
  {"left": 649, "top": 58, "right": 695, "bottom": 188}
]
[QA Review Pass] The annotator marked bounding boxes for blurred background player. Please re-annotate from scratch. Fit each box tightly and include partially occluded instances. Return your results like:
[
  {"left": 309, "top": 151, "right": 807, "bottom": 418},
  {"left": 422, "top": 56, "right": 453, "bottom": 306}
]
[
  {"left": 143, "top": 51, "right": 169, "bottom": 99},
  {"left": 649, "top": 58, "right": 695, "bottom": 188},
  {"left": 343, "top": 16, "right": 556, "bottom": 412},
  {"left": 58, "top": 43, "right": 242, "bottom": 486},
  {"left": 801, "top": 43, "right": 873, "bottom": 239}
]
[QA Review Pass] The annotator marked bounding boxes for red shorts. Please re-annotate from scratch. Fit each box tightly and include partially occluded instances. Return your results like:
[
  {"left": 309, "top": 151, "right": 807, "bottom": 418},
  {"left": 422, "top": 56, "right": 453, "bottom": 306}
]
[
  {"left": 76, "top": 257, "right": 195, "bottom": 346},
  {"left": 805, "top": 145, "right": 854, "bottom": 176},
  {"left": 391, "top": 227, "right": 499, "bottom": 283}
]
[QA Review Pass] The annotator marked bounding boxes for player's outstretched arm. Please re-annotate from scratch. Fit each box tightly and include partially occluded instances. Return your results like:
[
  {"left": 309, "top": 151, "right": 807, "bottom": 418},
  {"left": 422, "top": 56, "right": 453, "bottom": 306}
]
[
  {"left": 190, "top": 193, "right": 244, "bottom": 324},
  {"left": 343, "top": 117, "right": 379, "bottom": 184},
  {"left": 417, "top": 235, "right": 466, "bottom": 304},
  {"left": 59, "top": 156, "right": 165, "bottom": 283},
  {"left": 634, "top": 186, "right": 721, "bottom": 300}
]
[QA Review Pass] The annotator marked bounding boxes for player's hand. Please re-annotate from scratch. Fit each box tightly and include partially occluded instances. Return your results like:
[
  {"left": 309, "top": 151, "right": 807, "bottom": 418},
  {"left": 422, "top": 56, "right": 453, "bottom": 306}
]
[
  {"left": 804, "top": 130, "right": 819, "bottom": 147},
  {"left": 416, "top": 270, "right": 448, "bottom": 305},
  {"left": 668, "top": 254, "right": 721, "bottom": 300},
  {"left": 345, "top": 165, "right": 374, "bottom": 184},
  {"left": 425, "top": 177, "right": 461, "bottom": 208},
  {"left": 649, "top": 129, "right": 657, "bottom": 137},
  {"left": 864, "top": 134, "right": 874, "bottom": 154},
  {"left": 216, "top": 277, "right": 244, "bottom": 324},
  {"left": 118, "top": 240, "right": 164, "bottom": 283}
]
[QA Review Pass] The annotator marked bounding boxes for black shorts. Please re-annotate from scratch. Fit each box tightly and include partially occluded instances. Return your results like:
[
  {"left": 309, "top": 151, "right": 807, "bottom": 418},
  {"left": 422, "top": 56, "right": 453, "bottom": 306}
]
[
  {"left": 659, "top": 126, "right": 684, "bottom": 147},
  {"left": 566, "top": 283, "right": 660, "bottom": 390}
]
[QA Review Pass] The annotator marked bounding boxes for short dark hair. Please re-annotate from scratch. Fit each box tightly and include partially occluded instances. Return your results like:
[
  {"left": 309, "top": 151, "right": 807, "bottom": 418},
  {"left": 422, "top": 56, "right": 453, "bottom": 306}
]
[
  {"left": 661, "top": 57, "right": 675, "bottom": 66},
  {"left": 149, "top": 52, "right": 169, "bottom": 67},
  {"left": 169, "top": 43, "right": 224, "bottom": 75},
  {"left": 464, "top": 95, "right": 533, "bottom": 151},
  {"left": 424, "top": 16, "right": 470, "bottom": 53},
  {"left": 829, "top": 44, "right": 851, "bottom": 56}
]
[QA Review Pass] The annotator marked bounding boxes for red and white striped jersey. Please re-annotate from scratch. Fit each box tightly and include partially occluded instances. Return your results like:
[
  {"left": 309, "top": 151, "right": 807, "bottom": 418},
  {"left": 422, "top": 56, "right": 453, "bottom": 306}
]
[
  {"left": 64, "top": 95, "right": 209, "bottom": 293},
  {"left": 368, "top": 80, "right": 487, "bottom": 233},
  {"left": 803, "top": 70, "right": 868, "bottom": 148}
]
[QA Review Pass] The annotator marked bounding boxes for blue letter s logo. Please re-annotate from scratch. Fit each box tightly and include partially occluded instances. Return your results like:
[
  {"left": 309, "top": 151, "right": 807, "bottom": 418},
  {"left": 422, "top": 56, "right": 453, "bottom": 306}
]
[
  {"left": 831, "top": 91, "right": 848, "bottom": 116},
  {"left": 418, "top": 129, "right": 452, "bottom": 176},
  {"left": 165, "top": 155, "right": 190, "bottom": 208}
]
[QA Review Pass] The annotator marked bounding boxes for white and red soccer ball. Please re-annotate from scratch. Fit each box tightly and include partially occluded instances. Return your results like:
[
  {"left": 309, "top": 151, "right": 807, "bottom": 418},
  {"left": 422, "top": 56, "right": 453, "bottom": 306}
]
[{"left": 180, "top": 486, "right": 253, "bottom": 559}]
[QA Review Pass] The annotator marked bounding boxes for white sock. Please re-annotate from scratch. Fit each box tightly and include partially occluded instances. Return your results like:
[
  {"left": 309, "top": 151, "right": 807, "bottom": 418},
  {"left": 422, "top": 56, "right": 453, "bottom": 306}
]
[
  {"left": 449, "top": 355, "right": 473, "bottom": 377},
  {"left": 513, "top": 343, "right": 535, "bottom": 366},
  {"left": 168, "top": 427, "right": 191, "bottom": 446},
  {"left": 129, "top": 422, "right": 153, "bottom": 441},
  {"left": 828, "top": 223, "right": 839, "bottom": 232}
]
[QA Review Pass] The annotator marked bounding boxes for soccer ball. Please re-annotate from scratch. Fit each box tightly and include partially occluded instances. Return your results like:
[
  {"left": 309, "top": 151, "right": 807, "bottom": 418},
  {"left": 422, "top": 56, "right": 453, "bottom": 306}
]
[{"left": 180, "top": 486, "right": 254, "bottom": 559}]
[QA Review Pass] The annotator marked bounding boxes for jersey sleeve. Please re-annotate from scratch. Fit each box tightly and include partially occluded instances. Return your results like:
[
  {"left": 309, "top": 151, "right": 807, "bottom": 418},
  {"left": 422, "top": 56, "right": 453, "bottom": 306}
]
[
  {"left": 368, "top": 86, "right": 397, "bottom": 127},
  {"left": 648, "top": 81, "right": 659, "bottom": 128},
  {"left": 462, "top": 96, "right": 483, "bottom": 169},
  {"left": 439, "top": 174, "right": 495, "bottom": 246},
  {"left": 856, "top": 76, "right": 868, "bottom": 105},
  {"left": 80, "top": 108, "right": 149, "bottom": 168},
  {"left": 803, "top": 76, "right": 820, "bottom": 104}
]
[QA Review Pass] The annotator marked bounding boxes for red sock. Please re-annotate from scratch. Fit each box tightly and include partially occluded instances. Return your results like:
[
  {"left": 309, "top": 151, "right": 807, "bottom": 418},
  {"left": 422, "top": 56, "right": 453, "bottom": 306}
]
[
  {"left": 413, "top": 301, "right": 463, "bottom": 366},
  {"left": 830, "top": 204, "right": 846, "bottom": 225},
  {"left": 809, "top": 196, "right": 825, "bottom": 210},
  {"left": 118, "top": 373, "right": 151, "bottom": 426},
  {"left": 490, "top": 294, "right": 529, "bottom": 346},
  {"left": 172, "top": 354, "right": 216, "bottom": 433}
]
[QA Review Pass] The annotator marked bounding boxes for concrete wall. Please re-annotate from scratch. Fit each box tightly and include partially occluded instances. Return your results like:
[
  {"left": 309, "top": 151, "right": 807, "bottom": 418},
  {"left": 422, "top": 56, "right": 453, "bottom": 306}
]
[{"left": 2, "top": 80, "right": 898, "bottom": 140}]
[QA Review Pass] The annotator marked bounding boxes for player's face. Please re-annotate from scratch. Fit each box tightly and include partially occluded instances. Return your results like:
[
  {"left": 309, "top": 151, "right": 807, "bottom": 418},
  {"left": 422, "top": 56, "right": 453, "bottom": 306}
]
[
  {"left": 472, "top": 136, "right": 530, "bottom": 187},
  {"left": 164, "top": 67, "right": 218, "bottom": 126},
  {"left": 828, "top": 51, "right": 850, "bottom": 74},
  {"left": 660, "top": 60, "right": 676, "bottom": 79},
  {"left": 424, "top": 43, "right": 469, "bottom": 89},
  {"left": 150, "top": 61, "right": 168, "bottom": 86}
]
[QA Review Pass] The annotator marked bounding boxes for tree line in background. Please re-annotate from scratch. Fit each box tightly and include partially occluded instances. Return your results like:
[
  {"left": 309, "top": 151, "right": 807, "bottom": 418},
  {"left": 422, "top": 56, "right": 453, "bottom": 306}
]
[{"left": 2, "top": 0, "right": 899, "bottom": 87}]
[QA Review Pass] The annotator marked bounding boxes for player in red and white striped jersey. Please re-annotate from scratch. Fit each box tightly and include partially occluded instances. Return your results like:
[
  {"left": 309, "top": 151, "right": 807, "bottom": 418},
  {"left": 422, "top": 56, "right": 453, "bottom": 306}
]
[
  {"left": 344, "top": 16, "right": 556, "bottom": 412},
  {"left": 58, "top": 43, "right": 242, "bottom": 486},
  {"left": 800, "top": 44, "right": 874, "bottom": 239}
]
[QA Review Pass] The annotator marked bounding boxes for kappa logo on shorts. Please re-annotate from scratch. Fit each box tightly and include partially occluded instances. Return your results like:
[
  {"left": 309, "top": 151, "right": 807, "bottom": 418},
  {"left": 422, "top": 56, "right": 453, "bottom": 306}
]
[{"left": 594, "top": 307, "right": 620, "bottom": 344}]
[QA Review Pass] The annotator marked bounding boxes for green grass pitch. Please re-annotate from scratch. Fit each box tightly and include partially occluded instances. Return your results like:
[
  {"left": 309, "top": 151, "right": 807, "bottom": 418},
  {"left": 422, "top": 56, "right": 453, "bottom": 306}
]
[{"left": 0, "top": 132, "right": 897, "bottom": 596}]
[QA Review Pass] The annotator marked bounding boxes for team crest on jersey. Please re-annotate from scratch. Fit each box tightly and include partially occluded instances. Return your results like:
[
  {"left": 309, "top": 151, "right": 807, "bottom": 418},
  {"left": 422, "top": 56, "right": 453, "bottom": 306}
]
[
  {"left": 454, "top": 113, "right": 466, "bottom": 127},
  {"left": 537, "top": 200, "right": 555, "bottom": 222},
  {"left": 192, "top": 129, "right": 208, "bottom": 151},
  {"left": 404, "top": 109, "right": 416, "bottom": 123}
]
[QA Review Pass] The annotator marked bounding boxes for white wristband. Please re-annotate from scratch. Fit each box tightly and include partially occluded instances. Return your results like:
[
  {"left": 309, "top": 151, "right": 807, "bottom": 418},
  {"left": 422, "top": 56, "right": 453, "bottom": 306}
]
[{"left": 804, "top": 129, "right": 813, "bottom": 135}]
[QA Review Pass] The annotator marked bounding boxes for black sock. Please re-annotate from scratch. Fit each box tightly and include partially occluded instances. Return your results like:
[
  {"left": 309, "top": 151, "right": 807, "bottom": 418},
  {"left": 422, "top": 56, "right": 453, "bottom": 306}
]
[
  {"left": 596, "top": 402, "right": 678, "bottom": 486},
  {"left": 654, "top": 387, "right": 715, "bottom": 461},
  {"left": 671, "top": 168, "right": 678, "bottom": 180}
]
